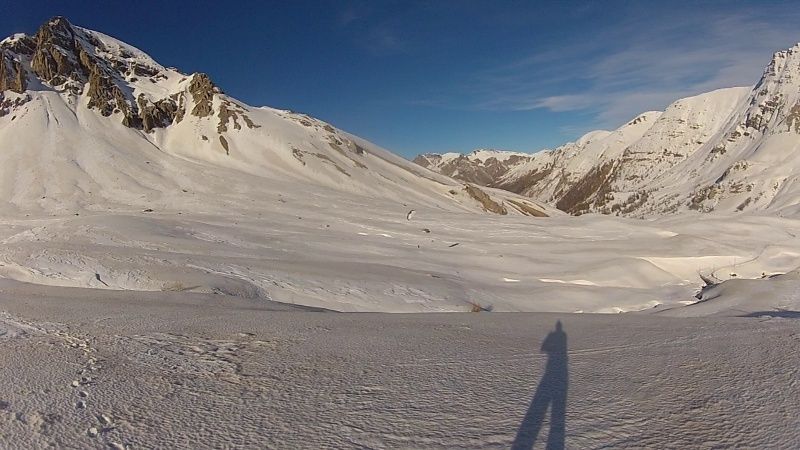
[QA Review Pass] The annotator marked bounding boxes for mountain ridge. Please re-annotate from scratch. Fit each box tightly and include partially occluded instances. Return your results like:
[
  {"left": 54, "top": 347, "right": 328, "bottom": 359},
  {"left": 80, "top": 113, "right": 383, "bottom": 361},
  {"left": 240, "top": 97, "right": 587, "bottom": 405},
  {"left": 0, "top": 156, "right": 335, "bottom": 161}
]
[
  {"left": 0, "top": 17, "right": 554, "bottom": 218},
  {"left": 416, "top": 43, "right": 800, "bottom": 217}
]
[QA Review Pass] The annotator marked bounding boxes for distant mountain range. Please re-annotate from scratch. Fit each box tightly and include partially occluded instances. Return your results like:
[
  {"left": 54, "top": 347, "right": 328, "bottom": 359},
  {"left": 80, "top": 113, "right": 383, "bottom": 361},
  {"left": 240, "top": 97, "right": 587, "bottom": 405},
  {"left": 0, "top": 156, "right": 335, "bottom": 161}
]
[{"left": 416, "top": 43, "right": 800, "bottom": 217}]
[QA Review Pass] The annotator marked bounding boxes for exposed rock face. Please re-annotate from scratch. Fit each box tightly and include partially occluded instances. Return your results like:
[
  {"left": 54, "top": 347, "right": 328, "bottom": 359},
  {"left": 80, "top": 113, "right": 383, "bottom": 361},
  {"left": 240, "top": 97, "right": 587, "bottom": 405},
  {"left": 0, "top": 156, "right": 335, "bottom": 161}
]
[
  {"left": 0, "top": 17, "right": 219, "bottom": 133},
  {"left": 30, "top": 17, "right": 82, "bottom": 87},
  {"left": 0, "top": 93, "right": 31, "bottom": 117},
  {"left": 171, "top": 92, "right": 187, "bottom": 124},
  {"left": 463, "top": 184, "right": 507, "bottom": 215},
  {"left": 189, "top": 73, "right": 217, "bottom": 118},
  {"left": 0, "top": 35, "right": 34, "bottom": 109},
  {"left": 0, "top": 52, "right": 27, "bottom": 93},
  {"left": 787, "top": 103, "right": 800, "bottom": 133},
  {"left": 217, "top": 98, "right": 259, "bottom": 132},
  {"left": 0, "top": 34, "right": 35, "bottom": 55},
  {"left": 554, "top": 161, "right": 615, "bottom": 214},
  {"left": 506, "top": 199, "right": 548, "bottom": 217},
  {"left": 219, "top": 135, "right": 229, "bottom": 155},
  {"left": 137, "top": 95, "right": 179, "bottom": 132},
  {"left": 86, "top": 69, "right": 130, "bottom": 116}
]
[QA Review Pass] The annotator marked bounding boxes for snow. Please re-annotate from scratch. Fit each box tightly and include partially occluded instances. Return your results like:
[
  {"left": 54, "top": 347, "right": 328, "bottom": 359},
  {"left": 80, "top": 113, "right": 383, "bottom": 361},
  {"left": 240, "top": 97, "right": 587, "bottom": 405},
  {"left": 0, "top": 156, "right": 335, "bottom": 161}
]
[
  {"left": 0, "top": 291, "right": 797, "bottom": 448},
  {"left": 0, "top": 180, "right": 797, "bottom": 314},
  {"left": 77, "top": 27, "right": 165, "bottom": 71},
  {"left": 0, "top": 33, "right": 28, "bottom": 45},
  {"left": 468, "top": 149, "right": 531, "bottom": 162},
  {"left": 1, "top": 19, "right": 799, "bottom": 448},
  {"left": 0, "top": 85, "right": 792, "bottom": 315},
  {"left": 422, "top": 81, "right": 797, "bottom": 217},
  {"left": 659, "top": 269, "right": 800, "bottom": 317},
  {"left": 429, "top": 149, "right": 531, "bottom": 164}
]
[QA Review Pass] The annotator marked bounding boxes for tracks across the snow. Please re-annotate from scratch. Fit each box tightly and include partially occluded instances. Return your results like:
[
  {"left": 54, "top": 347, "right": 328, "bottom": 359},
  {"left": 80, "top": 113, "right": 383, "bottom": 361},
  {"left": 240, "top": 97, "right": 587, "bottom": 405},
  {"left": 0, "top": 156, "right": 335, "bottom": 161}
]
[
  {"left": 0, "top": 311, "right": 130, "bottom": 448},
  {"left": 1, "top": 292, "right": 799, "bottom": 448}
]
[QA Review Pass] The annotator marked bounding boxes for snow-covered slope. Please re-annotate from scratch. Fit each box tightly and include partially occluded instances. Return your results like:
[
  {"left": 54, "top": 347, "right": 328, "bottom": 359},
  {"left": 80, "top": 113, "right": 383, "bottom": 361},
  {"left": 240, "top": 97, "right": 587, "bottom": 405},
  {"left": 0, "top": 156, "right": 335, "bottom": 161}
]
[
  {"left": 659, "top": 269, "right": 800, "bottom": 318},
  {"left": 0, "top": 17, "right": 553, "bottom": 219},
  {"left": 416, "top": 43, "right": 800, "bottom": 217},
  {"left": 497, "top": 111, "right": 663, "bottom": 212},
  {"left": 2, "top": 19, "right": 798, "bottom": 448},
  {"left": 1, "top": 292, "right": 798, "bottom": 448},
  {"left": 519, "top": 87, "right": 749, "bottom": 215},
  {"left": 648, "top": 43, "right": 800, "bottom": 216},
  {"left": 3, "top": 17, "right": 800, "bottom": 317}
]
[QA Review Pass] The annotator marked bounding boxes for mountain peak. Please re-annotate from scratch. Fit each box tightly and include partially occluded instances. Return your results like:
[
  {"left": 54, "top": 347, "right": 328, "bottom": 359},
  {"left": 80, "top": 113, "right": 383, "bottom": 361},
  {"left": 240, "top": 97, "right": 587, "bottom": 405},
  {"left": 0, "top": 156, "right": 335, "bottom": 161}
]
[
  {"left": 1, "top": 17, "right": 193, "bottom": 130},
  {"left": 763, "top": 42, "right": 800, "bottom": 77},
  {"left": 2, "top": 18, "right": 555, "bottom": 219},
  {"left": 41, "top": 16, "right": 74, "bottom": 34},
  {"left": 625, "top": 111, "right": 661, "bottom": 127}
]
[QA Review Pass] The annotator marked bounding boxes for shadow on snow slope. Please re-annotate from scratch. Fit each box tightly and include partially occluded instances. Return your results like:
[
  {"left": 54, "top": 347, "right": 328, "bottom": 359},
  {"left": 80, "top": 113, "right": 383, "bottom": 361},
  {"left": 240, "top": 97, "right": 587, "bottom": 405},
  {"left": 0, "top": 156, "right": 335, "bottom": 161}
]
[{"left": 512, "top": 320, "right": 568, "bottom": 450}]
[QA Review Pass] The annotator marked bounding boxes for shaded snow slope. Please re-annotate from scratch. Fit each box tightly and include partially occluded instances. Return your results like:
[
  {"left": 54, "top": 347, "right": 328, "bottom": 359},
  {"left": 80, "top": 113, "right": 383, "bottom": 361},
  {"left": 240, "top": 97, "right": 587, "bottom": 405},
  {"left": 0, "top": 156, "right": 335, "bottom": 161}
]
[{"left": 0, "top": 292, "right": 797, "bottom": 448}]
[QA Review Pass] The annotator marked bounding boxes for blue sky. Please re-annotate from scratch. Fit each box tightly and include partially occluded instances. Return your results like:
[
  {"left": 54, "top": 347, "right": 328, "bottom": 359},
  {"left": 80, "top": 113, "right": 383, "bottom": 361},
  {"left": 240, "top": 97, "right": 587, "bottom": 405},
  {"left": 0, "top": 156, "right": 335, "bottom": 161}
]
[{"left": 3, "top": 1, "right": 800, "bottom": 158}]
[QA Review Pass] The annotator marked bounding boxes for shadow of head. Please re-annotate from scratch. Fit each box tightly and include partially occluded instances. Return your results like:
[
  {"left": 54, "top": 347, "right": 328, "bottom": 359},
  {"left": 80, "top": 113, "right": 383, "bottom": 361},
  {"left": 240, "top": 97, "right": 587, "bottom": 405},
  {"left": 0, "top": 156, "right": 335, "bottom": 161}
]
[{"left": 541, "top": 320, "right": 567, "bottom": 356}]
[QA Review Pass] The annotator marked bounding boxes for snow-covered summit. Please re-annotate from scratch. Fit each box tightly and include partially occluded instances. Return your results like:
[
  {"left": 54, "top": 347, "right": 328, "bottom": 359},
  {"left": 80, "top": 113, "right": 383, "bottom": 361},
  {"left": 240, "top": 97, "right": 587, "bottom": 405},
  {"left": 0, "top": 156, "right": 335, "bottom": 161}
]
[
  {"left": 468, "top": 149, "right": 531, "bottom": 162},
  {"left": 0, "top": 17, "right": 553, "bottom": 218}
]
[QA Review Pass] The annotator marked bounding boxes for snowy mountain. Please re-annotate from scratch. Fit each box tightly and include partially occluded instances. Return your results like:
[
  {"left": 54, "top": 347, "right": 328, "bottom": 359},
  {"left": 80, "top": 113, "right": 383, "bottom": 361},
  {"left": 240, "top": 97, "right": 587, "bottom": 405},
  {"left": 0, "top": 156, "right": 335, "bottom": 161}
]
[
  {"left": 3, "top": 15, "right": 800, "bottom": 450},
  {"left": 417, "top": 43, "right": 800, "bottom": 217},
  {"left": 3, "top": 17, "right": 800, "bottom": 317},
  {"left": 0, "top": 17, "right": 552, "bottom": 218},
  {"left": 413, "top": 149, "right": 533, "bottom": 186}
]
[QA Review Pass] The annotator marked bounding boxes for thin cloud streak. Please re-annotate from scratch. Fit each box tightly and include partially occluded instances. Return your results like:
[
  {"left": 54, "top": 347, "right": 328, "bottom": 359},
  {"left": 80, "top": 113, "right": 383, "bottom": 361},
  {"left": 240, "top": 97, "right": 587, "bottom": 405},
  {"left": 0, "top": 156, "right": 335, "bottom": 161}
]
[{"left": 468, "top": 6, "right": 800, "bottom": 130}]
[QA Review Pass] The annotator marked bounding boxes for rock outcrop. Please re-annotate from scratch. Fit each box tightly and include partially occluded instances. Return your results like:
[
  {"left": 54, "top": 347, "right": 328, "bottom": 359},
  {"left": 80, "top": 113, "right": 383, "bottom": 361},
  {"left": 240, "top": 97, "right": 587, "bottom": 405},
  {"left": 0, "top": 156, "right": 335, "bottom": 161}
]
[
  {"left": 463, "top": 184, "right": 507, "bottom": 215},
  {"left": 137, "top": 95, "right": 179, "bottom": 132},
  {"left": 189, "top": 73, "right": 217, "bottom": 118},
  {"left": 30, "top": 17, "right": 82, "bottom": 88},
  {"left": 0, "top": 17, "right": 222, "bottom": 133},
  {"left": 0, "top": 52, "right": 26, "bottom": 93}
]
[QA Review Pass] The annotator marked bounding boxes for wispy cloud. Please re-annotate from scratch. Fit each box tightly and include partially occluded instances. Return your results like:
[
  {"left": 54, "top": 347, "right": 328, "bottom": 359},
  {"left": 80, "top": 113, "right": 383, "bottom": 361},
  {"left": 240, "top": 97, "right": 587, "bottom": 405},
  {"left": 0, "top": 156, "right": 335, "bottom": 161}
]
[
  {"left": 527, "top": 95, "right": 597, "bottom": 112},
  {"left": 468, "top": 5, "right": 800, "bottom": 131},
  {"left": 334, "top": 2, "right": 413, "bottom": 55},
  {"left": 363, "top": 26, "right": 407, "bottom": 54},
  {"left": 336, "top": 8, "right": 361, "bottom": 27}
]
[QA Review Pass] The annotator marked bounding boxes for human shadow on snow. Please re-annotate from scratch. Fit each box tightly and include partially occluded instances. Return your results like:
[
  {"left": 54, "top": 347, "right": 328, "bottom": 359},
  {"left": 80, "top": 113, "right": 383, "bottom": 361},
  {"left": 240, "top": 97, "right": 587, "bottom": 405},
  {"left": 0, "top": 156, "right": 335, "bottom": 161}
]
[{"left": 512, "top": 320, "right": 568, "bottom": 450}]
